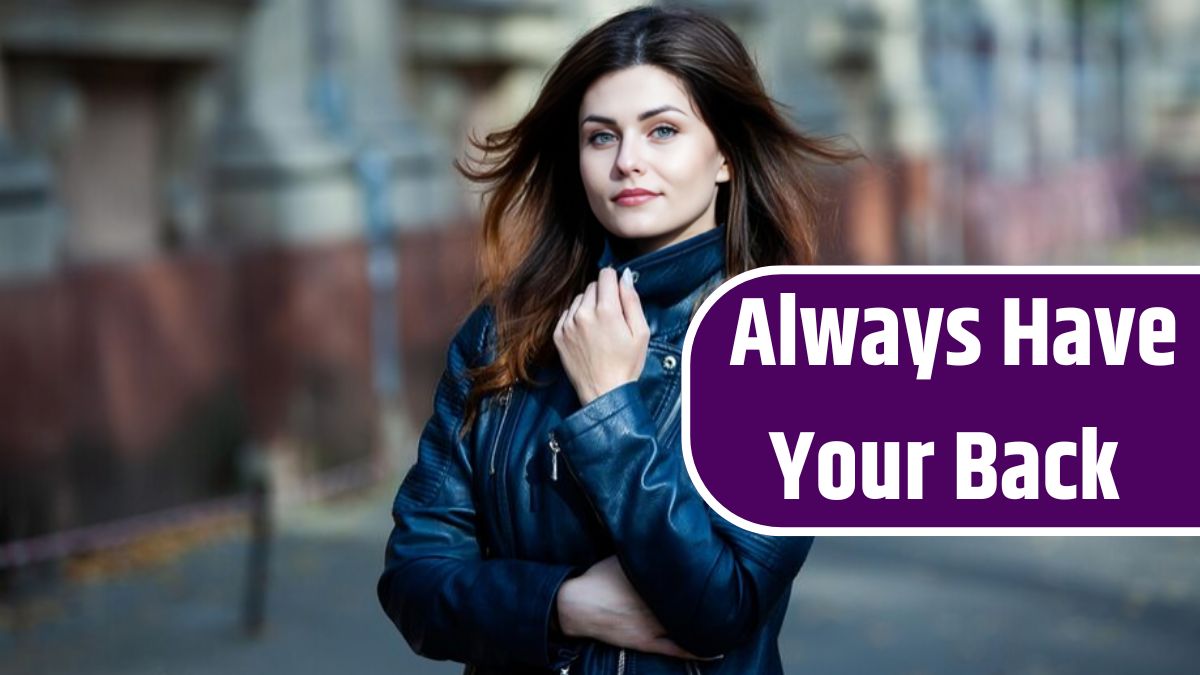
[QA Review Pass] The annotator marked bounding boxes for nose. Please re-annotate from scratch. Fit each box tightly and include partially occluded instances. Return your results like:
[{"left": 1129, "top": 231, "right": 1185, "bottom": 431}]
[{"left": 614, "top": 138, "right": 644, "bottom": 176}]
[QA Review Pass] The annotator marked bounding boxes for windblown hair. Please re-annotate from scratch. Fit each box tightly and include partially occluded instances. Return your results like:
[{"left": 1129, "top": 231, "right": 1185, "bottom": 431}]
[{"left": 457, "top": 5, "right": 858, "bottom": 426}]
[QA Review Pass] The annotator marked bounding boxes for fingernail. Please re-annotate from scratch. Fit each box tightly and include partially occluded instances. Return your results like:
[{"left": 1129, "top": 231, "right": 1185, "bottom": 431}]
[{"left": 620, "top": 268, "right": 633, "bottom": 287}]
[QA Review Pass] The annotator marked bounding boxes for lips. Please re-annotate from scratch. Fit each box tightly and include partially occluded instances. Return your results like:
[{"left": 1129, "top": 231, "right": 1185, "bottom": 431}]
[{"left": 613, "top": 188, "right": 660, "bottom": 206}]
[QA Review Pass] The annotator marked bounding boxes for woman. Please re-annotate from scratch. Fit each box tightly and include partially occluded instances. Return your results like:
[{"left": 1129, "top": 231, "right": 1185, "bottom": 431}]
[{"left": 378, "top": 6, "right": 854, "bottom": 674}]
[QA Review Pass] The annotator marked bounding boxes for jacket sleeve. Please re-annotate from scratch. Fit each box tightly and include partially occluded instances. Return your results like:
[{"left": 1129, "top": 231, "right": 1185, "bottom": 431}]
[
  {"left": 377, "top": 307, "right": 579, "bottom": 669},
  {"left": 550, "top": 381, "right": 813, "bottom": 658}
]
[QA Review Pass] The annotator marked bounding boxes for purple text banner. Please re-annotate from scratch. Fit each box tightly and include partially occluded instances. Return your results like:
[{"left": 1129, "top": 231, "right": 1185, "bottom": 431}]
[{"left": 682, "top": 267, "right": 1200, "bottom": 535}]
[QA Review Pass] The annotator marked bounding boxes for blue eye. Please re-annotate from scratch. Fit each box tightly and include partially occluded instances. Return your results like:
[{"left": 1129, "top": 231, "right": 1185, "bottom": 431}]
[
  {"left": 651, "top": 125, "right": 678, "bottom": 139},
  {"left": 589, "top": 131, "right": 617, "bottom": 145}
]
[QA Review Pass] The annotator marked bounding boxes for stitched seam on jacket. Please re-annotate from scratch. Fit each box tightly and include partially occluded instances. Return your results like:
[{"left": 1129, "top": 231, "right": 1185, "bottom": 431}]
[
  {"left": 718, "top": 525, "right": 784, "bottom": 573},
  {"left": 397, "top": 310, "right": 486, "bottom": 508},
  {"left": 396, "top": 374, "right": 465, "bottom": 508}
]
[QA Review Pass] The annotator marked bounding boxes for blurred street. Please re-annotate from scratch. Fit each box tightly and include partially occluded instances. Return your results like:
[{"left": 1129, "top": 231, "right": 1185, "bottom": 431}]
[
  {"left": 3, "top": 479, "right": 1198, "bottom": 675},
  {"left": 0, "top": 482, "right": 456, "bottom": 675}
]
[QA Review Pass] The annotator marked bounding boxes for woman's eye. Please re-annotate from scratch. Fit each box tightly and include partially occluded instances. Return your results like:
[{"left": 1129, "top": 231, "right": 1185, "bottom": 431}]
[
  {"left": 588, "top": 131, "right": 617, "bottom": 145},
  {"left": 651, "top": 125, "right": 678, "bottom": 139}
]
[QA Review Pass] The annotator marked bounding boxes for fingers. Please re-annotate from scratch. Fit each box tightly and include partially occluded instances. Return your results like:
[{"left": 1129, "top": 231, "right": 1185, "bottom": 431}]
[
  {"left": 556, "top": 293, "right": 584, "bottom": 347},
  {"left": 581, "top": 280, "right": 597, "bottom": 316},
  {"left": 595, "top": 267, "right": 620, "bottom": 318},
  {"left": 643, "top": 637, "right": 703, "bottom": 661},
  {"left": 644, "top": 637, "right": 722, "bottom": 662},
  {"left": 554, "top": 301, "right": 569, "bottom": 340},
  {"left": 567, "top": 292, "right": 585, "bottom": 322},
  {"left": 557, "top": 267, "right": 639, "bottom": 343},
  {"left": 618, "top": 268, "right": 649, "bottom": 338}
]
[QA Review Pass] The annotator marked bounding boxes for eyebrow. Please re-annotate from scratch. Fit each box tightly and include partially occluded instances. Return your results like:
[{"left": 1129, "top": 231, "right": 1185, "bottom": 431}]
[{"left": 580, "top": 105, "right": 687, "bottom": 127}]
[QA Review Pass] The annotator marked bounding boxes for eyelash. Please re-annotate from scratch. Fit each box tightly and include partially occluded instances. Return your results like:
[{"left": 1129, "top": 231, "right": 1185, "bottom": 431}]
[
  {"left": 651, "top": 125, "right": 678, "bottom": 139},
  {"left": 587, "top": 125, "right": 678, "bottom": 146}
]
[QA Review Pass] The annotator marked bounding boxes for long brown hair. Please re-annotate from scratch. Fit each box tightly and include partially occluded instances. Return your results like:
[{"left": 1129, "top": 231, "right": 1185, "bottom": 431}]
[{"left": 457, "top": 5, "right": 857, "bottom": 425}]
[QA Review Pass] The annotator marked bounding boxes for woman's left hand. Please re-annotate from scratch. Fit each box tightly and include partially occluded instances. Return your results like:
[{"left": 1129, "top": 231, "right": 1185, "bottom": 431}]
[{"left": 554, "top": 267, "right": 650, "bottom": 406}]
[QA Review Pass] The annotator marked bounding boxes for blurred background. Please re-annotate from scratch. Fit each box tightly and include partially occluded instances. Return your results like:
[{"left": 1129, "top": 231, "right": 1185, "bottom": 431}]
[{"left": 0, "top": 0, "right": 1197, "bottom": 673}]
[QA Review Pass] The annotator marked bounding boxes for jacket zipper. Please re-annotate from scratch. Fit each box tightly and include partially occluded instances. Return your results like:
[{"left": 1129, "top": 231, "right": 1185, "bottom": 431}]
[
  {"left": 488, "top": 388, "right": 513, "bottom": 476},
  {"left": 616, "top": 648, "right": 626, "bottom": 675},
  {"left": 548, "top": 431, "right": 562, "bottom": 481},
  {"left": 549, "top": 429, "right": 611, "bottom": 534},
  {"left": 660, "top": 396, "right": 682, "bottom": 445}
]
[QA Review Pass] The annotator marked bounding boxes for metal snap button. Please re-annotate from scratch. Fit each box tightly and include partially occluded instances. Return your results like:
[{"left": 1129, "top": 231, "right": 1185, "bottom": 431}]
[
  {"left": 630, "top": 270, "right": 640, "bottom": 283},
  {"left": 662, "top": 355, "right": 677, "bottom": 370}
]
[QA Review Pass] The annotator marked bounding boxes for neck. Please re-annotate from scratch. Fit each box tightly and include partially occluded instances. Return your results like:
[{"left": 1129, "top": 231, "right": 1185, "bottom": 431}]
[{"left": 613, "top": 215, "right": 718, "bottom": 260}]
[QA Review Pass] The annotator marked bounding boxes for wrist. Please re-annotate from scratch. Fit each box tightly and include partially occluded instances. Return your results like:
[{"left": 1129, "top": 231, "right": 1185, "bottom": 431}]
[
  {"left": 555, "top": 578, "right": 583, "bottom": 638},
  {"left": 580, "top": 376, "right": 637, "bottom": 407}
]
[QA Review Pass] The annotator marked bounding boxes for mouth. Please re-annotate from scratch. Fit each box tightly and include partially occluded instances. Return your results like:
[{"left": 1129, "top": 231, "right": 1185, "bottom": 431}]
[{"left": 612, "top": 189, "right": 660, "bottom": 206}]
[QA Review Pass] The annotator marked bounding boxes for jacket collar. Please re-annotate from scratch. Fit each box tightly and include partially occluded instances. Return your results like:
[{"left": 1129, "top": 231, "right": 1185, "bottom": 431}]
[{"left": 596, "top": 225, "right": 726, "bottom": 308}]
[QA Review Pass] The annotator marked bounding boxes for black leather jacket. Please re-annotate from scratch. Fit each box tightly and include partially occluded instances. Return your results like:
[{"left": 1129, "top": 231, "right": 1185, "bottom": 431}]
[{"left": 378, "top": 226, "right": 814, "bottom": 674}]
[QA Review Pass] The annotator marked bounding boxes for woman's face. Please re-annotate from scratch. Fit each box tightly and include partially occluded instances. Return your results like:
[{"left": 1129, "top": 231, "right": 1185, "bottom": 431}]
[{"left": 578, "top": 65, "right": 730, "bottom": 257}]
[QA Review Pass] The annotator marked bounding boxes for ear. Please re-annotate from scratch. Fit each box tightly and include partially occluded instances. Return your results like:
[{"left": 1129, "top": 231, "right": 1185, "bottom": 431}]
[{"left": 716, "top": 154, "right": 731, "bottom": 184}]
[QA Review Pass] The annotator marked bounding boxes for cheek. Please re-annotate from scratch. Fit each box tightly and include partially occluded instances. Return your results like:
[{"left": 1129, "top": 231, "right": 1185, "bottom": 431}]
[
  {"left": 661, "top": 144, "right": 720, "bottom": 192},
  {"left": 579, "top": 154, "right": 607, "bottom": 199}
]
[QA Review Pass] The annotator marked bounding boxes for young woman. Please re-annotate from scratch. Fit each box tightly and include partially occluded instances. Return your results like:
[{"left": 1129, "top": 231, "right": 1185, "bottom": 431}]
[{"left": 378, "top": 6, "right": 854, "bottom": 674}]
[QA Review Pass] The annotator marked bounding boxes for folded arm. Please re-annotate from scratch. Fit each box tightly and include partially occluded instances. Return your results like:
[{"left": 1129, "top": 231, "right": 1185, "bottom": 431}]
[{"left": 552, "top": 382, "right": 814, "bottom": 657}]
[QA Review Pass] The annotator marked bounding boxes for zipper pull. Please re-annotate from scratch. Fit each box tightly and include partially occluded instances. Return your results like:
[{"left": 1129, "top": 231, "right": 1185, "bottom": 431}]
[
  {"left": 488, "top": 388, "right": 514, "bottom": 477},
  {"left": 548, "top": 432, "right": 561, "bottom": 482}
]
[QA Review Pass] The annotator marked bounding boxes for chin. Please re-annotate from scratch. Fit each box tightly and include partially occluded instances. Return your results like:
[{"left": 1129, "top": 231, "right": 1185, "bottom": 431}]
[{"left": 602, "top": 216, "right": 675, "bottom": 242}]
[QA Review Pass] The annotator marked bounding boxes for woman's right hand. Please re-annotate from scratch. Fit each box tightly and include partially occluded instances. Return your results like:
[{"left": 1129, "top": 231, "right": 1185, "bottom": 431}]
[{"left": 555, "top": 555, "right": 700, "bottom": 659}]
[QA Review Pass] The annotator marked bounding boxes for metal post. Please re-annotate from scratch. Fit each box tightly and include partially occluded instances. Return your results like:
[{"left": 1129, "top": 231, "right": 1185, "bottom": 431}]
[{"left": 241, "top": 445, "right": 271, "bottom": 637}]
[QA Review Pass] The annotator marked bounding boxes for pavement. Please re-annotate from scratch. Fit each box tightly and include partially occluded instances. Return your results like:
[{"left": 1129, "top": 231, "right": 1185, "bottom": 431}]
[
  {"left": 0, "top": 483, "right": 455, "bottom": 675},
  {"left": 2, "top": 478, "right": 1198, "bottom": 675}
]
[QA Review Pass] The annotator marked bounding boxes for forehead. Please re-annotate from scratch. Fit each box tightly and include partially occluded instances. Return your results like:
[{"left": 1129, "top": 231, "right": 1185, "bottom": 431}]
[{"left": 578, "top": 65, "right": 696, "bottom": 120}]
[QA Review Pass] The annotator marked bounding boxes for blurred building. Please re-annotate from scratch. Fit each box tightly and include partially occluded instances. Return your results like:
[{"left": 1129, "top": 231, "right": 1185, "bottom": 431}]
[
  {"left": 0, "top": 0, "right": 467, "bottom": 553},
  {"left": 1, "top": 0, "right": 267, "bottom": 553},
  {"left": 770, "top": 0, "right": 1200, "bottom": 263},
  {"left": 2, "top": 0, "right": 1198, "bottom": 565}
]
